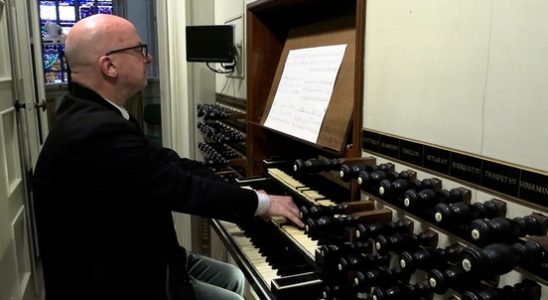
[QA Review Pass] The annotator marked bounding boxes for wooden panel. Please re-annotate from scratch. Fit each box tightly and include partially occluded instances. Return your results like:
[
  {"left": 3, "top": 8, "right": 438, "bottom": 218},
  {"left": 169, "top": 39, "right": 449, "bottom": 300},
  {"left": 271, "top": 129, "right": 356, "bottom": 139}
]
[
  {"left": 246, "top": 4, "right": 285, "bottom": 175},
  {"left": 246, "top": 8, "right": 284, "bottom": 124},
  {"left": 12, "top": 206, "right": 31, "bottom": 295},
  {"left": 245, "top": 0, "right": 365, "bottom": 177},
  {"left": 260, "top": 16, "right": 356, "bottom": 153},
  {"left": 0, "top": 11, "right": 11, "bottom": 79},
  {"left": 1, "top": 108, "right": 21, "bottom": 194}
]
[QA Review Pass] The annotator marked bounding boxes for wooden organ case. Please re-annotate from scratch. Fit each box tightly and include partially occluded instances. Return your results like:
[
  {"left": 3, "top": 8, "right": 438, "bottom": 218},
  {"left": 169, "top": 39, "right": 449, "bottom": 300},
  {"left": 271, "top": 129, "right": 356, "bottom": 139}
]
[{"left": 210, "top": 0, "right": 368, "bottom": 299}]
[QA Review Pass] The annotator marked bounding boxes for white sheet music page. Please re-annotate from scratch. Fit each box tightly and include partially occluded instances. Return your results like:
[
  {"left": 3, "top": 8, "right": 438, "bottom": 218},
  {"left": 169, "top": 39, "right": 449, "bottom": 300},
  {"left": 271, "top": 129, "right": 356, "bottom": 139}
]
[{"left": 264, "top": 44, "right": 347, "bottom": 143}]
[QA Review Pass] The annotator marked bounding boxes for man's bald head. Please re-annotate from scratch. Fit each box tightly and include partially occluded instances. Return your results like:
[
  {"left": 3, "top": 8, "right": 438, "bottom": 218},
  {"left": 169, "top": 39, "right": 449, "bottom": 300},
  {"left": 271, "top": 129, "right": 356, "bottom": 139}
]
[
  {"left": 64, "top": 14, "right": 150, "bottom": 104},
  {"left": 65, "top": 14, "right": 137, "bottom": 72}
]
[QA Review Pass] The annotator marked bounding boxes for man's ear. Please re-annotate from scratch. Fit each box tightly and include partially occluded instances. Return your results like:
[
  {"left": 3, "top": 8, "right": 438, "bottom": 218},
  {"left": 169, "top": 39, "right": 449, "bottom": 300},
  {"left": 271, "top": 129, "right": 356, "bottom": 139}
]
[{"left": 98, "top": 56, "right": 118, "bottom": 78}]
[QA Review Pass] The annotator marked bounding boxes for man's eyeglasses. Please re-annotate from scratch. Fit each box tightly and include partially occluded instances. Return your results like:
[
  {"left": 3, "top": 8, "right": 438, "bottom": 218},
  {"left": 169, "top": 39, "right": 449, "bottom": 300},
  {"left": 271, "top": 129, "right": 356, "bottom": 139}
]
[{"left": 105, "top": 44, "right": 148, "bottom": 58}]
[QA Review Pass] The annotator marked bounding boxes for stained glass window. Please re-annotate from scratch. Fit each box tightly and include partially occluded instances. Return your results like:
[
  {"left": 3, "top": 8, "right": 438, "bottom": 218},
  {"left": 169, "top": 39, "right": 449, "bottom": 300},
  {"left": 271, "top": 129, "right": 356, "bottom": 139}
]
[{"left": 39, "top": 0, "right": 113, "bottom": 85}]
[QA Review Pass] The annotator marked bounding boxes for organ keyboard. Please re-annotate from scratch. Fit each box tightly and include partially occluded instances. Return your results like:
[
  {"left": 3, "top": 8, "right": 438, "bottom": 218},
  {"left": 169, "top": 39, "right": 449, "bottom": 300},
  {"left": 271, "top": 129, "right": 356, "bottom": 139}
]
[
  {"left": 211, "top": 217, "right": 323, "bottom": 300},
  {"left": 267, "top": 168, "right": 340, "bottom": 206},
  {"left": 211, "top": 162, "right": 354, "bottom": 299}
]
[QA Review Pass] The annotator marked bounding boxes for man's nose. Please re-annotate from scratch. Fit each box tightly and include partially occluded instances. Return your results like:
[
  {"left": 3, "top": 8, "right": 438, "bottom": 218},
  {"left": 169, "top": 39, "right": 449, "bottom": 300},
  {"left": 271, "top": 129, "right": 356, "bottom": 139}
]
[{"left": 144, "top": 53, "right": 153, "bottom": 63}]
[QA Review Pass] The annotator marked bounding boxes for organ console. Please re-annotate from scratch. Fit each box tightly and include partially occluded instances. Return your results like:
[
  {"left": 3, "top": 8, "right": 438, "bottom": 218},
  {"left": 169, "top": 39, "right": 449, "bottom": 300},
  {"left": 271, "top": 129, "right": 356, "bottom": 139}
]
[
  {"left": 212, "top": 160, "right": 548, "bottom": 300},
  {"left": 206, "top": 2, "right": 547, "bottom": 299},
  {"left": 210, "top": 157, "right": 369, "bottom": 299},
  {"left": 212, "top": 158, "right": 548, "bottom": 300}
]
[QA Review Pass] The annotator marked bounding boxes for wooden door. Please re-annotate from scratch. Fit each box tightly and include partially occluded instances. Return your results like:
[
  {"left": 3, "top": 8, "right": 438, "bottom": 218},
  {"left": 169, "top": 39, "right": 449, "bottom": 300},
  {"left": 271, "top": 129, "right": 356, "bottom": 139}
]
[{"left": 0, "top": 0, "right": 45, "bottom": 299}]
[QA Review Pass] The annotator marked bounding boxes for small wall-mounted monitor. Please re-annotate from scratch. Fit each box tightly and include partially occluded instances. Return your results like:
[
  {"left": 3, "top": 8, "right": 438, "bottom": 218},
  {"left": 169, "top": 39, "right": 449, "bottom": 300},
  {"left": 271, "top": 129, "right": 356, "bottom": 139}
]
[{"left": 186, "top": 25, "right": 234, "bottom": 63}]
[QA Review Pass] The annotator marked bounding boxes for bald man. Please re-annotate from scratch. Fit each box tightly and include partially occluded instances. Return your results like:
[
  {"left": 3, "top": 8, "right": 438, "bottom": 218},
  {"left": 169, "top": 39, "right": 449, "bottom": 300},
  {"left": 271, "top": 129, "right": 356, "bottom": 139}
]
[{"left": 33, "top": 14, "right": 303, "bottom": 300}]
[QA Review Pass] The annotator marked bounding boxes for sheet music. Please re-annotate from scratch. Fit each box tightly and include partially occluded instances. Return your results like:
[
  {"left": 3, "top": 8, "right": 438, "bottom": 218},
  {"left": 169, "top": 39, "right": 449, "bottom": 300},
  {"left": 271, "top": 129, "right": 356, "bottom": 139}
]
[{"left": 264, "top": 44, "right": 347, "bottom": 143}]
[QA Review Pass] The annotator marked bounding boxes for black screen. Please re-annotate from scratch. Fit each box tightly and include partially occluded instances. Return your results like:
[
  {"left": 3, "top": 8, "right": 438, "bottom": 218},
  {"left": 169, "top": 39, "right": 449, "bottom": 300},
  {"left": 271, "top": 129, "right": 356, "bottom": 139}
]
[{"left": 186, "top": 25, "right": 234, "bottom": 63}]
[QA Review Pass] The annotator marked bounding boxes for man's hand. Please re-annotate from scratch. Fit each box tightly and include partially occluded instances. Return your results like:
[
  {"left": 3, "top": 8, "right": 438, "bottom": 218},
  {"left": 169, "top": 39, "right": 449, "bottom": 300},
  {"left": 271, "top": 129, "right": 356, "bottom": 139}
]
[{"left": 264, "top": 194, "right": 304, "bottom": 228}]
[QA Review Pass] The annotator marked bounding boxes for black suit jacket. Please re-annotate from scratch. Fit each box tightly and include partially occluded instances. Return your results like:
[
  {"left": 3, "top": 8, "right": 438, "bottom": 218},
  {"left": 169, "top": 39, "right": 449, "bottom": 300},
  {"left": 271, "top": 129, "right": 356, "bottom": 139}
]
[{"left": 33, "top": 84, "right": 258, "bottom": 300}]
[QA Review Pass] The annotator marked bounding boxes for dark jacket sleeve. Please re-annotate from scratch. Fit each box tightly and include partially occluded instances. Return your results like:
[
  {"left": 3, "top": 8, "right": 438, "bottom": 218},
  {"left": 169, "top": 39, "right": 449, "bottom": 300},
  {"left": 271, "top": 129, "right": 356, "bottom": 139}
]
[
  {"left": 147, "top": 141, "right": 222, "bottom": 181},
  {"left": 107, "top": 120, "right": 256, "bottom": 222}
]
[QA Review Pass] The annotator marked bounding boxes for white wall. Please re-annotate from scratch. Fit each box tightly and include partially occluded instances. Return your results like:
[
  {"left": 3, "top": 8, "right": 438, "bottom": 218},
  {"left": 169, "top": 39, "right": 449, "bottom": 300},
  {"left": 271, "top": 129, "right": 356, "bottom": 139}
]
[
  {"left": 156, "top": 0, "right": 193, "bottom": 250},
  {"left": 363, "top": 0, "right": 548, "bottom": 296},
  {"left": 364, "top": 0, "right": 548, "bottom": 173},
  {"left": 187, "top": 0, "right": 215, "bottom": 161},
  {"left": 214, "top": 0, "right": 247, "bottom": 99}
]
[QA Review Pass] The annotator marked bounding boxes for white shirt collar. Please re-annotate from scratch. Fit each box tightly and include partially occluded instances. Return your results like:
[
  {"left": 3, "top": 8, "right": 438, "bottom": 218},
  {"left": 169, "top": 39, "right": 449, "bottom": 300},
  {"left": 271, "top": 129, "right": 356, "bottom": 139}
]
[{"left": 103, "top": 97, "right": 130, "bottom": 120}]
